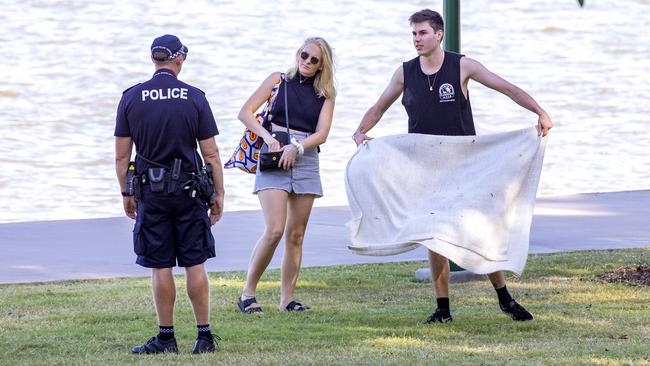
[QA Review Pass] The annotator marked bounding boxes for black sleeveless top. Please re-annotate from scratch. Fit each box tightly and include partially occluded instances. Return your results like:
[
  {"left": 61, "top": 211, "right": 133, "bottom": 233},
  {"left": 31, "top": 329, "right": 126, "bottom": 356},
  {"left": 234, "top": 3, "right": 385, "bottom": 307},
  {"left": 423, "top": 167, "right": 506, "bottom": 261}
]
[
  {"left": 268, "top": 73, "right": 325, "bottom": 133},
  {"left": 401, "top": 51, "right": 475, "bottom": 136}
]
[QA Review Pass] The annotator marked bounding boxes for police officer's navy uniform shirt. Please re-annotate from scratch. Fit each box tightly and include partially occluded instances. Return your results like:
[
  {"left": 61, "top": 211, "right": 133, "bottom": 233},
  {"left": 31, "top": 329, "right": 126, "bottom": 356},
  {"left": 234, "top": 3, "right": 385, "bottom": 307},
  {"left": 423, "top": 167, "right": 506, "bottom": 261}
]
[
  {"left": 268, "top": 73, "right": 325, "bottom": 133},
  {"left": 114, "top": 68, "right": 219, "bottom": 174},
  {"left": 402, "top": 51, "right": 476, "bottom": 136}
]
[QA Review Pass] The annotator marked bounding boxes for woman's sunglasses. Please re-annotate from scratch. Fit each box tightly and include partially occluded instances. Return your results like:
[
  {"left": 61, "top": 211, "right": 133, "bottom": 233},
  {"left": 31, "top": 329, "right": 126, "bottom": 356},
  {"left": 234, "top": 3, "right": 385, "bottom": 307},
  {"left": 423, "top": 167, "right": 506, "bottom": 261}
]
[{"left": 300, "top": 51, "right": 320, "bottom": 65}]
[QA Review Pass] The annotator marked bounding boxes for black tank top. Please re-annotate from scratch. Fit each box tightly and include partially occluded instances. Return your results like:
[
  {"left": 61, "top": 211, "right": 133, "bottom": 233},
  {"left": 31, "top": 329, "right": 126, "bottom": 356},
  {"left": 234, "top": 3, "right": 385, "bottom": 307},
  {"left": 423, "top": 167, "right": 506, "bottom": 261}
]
[
  {"left": 269, "top": 73, "right": 325, "bottom": 133},
  {"left": 401, "top": 51, "right": 475, "bottom": 136}
]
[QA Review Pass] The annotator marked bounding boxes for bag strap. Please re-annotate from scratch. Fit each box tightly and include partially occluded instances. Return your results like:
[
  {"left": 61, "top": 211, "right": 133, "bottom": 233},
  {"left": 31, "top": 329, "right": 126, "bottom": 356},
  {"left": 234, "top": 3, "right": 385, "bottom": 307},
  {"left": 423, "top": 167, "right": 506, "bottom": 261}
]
[
  {"left": 271, "top": 73, "right": 285, "bottom": 112},
  {"left": 283, "top": 75, "right": 290, "bottom": 134},
  {"left": 193, "top": 150, "right": 202, "bottom": 173},
  {"left": 136, "top": 153, "right": 168, "bottom": 169},
  {"left": 261, "top": 74, "right": 284, "bottom": 129}
]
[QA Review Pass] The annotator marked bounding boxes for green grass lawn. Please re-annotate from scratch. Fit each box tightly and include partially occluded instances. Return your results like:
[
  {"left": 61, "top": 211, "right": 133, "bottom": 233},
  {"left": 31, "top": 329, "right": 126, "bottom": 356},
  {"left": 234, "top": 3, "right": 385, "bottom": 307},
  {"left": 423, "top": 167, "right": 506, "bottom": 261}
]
[{"left": 1, "top": 248, "right": 649, "bottom": 366}]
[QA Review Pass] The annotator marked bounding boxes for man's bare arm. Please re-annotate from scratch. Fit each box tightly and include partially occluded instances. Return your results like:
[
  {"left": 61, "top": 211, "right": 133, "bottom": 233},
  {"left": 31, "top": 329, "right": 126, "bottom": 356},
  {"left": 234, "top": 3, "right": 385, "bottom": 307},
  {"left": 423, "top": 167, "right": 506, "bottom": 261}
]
[
  {"left": 461, "top": 57, "right": 553, "bottom": 136},
  {"left": 353, "top": 65, "right": 405, "bottom": 145},
  {"left": 198, "top": 137, "right": 224, "bottom": 224},
  {"left": 115, "top": 136, "right": 136, "bottom": 219}
]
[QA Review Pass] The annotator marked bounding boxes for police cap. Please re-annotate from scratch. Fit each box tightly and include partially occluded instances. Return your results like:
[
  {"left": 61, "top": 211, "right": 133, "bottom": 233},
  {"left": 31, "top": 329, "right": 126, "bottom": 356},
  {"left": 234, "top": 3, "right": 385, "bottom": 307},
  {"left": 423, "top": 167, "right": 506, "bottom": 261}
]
[{"left": 151, "top": 34, "right": 188, "bottom": 62}]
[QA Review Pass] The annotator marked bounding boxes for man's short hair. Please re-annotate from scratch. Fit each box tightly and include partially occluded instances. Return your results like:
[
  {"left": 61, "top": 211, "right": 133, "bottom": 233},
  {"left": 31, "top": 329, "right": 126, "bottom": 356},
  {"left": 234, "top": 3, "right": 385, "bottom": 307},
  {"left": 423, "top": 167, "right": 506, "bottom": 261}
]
[{"left": 409, "top": 9, "right": 444, "bottom": 32}]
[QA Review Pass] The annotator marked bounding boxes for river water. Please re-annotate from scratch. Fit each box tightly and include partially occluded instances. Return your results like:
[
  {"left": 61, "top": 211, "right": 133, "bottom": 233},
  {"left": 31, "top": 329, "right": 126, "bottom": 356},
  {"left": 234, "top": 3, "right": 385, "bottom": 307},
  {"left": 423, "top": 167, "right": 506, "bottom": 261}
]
[{"left": 1, "top": 0, "right": 648, "bottom": 223}]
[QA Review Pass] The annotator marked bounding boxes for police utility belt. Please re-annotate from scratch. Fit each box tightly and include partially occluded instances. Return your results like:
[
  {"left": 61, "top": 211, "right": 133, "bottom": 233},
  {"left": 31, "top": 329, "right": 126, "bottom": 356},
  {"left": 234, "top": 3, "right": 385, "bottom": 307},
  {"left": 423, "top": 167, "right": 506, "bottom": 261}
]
[{"left": 124, "top": 156, "right": 215, "bottom": 207}]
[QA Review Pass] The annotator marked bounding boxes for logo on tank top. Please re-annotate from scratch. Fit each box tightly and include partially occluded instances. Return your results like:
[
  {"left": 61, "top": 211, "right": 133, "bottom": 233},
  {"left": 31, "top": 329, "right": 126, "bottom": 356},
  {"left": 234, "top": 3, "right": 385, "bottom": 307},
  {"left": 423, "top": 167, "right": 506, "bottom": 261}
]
[{"left": 439, "top": 83, "right": 455, "bottom": 102}]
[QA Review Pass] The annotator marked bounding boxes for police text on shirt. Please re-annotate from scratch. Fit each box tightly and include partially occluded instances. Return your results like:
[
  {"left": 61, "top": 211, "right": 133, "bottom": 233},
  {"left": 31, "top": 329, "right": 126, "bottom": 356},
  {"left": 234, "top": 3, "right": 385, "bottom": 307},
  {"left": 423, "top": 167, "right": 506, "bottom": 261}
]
[{"left": 142, "top": 88, "right": 188, "bottom": 101}]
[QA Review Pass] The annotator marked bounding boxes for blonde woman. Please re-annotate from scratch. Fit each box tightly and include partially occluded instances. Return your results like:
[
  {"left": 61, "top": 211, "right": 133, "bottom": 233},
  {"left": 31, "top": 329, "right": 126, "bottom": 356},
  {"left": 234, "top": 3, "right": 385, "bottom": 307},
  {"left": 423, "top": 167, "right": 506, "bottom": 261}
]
[{"left": 236, "top": 37, "right": 336, "bottom": 313}]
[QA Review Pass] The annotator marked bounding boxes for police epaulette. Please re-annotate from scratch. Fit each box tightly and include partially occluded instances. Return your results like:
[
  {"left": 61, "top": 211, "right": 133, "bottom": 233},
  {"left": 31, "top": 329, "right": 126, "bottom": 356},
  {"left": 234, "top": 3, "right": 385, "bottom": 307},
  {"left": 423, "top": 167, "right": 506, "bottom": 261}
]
[
  {"left": 122, "top": 83, "right": 142, "bottom": 94},
  {"left": 195, "top": 87, "right": 206, "bottom": 95}
]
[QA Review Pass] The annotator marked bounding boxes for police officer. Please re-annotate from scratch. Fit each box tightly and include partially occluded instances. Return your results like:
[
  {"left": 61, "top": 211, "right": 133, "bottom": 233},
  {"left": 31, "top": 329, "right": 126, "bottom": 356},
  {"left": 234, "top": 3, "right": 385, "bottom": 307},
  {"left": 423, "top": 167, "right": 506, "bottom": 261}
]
[{"left": 114, "top": 34, "right": 225, "bottom": 354}]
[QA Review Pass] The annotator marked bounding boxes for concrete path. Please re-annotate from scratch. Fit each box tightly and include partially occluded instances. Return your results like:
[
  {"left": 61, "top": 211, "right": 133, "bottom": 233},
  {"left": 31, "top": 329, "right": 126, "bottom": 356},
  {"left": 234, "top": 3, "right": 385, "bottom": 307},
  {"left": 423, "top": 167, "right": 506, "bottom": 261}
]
[{"left": 1, "top": 190, "right": 648, "bottom": 284}]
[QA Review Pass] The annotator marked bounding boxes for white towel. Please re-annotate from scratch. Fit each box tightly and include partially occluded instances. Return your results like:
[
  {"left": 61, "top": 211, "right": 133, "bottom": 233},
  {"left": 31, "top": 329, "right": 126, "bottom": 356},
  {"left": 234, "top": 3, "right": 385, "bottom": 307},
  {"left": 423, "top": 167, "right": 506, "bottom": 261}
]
[{"left": 345, "top": 127, "right": 547, "bottom": 275}]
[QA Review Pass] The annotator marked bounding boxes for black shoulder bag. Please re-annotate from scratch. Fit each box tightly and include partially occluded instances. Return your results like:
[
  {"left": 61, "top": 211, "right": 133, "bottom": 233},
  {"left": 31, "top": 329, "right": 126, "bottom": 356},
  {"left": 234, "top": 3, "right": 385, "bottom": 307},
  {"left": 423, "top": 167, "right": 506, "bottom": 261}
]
[{"left": 259, "top": 77, "right": 291, "bottom": 171}]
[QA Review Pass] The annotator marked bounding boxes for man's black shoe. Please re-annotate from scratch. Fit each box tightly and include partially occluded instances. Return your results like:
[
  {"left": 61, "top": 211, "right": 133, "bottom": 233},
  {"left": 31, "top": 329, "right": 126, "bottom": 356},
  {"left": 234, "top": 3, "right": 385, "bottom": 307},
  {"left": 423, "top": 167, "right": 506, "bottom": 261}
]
[
  {"left": 192, "top": 334, "right": 221, "bottom": 354},
  {"left": 425, "top": 308, "right": 453, "bottom": 323},
  {"left": 131, "top": 336, "right": 178, "bottom": 354},
  {"left": 500, "top": 300, "right": 534, "bottom": 321}
]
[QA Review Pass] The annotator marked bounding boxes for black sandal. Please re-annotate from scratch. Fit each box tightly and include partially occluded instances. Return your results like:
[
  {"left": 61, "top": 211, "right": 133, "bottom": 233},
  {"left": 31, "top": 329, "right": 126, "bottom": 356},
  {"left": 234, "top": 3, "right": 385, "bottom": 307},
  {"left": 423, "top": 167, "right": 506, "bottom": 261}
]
[
  {"left": 285, "top": 300, "right": 310, "bottom": 312},
  {"left": 237, "top": 297, "right": 263, "bottom": 314}
]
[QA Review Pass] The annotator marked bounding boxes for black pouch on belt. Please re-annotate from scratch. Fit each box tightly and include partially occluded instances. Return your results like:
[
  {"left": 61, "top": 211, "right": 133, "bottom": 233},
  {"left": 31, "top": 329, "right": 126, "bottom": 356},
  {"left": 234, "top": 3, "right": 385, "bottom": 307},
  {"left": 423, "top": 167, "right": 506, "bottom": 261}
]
[
  {"left": 148, "top": 167, "right": 166, "bottom": 193},
  {"left": 134, "top": 175, "right": 141, "bottom": 201},
  {"left": 167, "top": 158, "right": 182, "bottom": 194}
]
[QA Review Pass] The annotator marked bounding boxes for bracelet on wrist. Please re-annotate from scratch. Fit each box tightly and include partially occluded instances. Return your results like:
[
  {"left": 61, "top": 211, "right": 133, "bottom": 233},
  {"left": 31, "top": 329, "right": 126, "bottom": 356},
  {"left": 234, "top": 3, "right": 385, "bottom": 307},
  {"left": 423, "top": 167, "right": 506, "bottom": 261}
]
[{"left": 290, "top": 137, "right": 305, "bottom": 156}]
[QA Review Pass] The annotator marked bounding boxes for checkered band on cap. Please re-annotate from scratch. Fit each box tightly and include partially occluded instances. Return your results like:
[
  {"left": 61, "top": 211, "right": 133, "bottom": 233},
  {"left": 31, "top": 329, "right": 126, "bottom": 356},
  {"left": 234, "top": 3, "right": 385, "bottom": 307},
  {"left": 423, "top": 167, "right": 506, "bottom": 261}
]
[{"left": 151, "top": 46, "right": 186, "bottom": 61}]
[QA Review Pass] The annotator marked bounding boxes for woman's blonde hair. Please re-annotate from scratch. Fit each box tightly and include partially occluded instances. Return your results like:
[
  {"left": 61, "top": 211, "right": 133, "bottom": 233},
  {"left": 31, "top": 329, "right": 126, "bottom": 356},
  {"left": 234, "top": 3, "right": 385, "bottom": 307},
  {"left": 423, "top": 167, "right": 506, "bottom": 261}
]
[{"left": 287, "top": 37, "right": 337, "bottom": 99}]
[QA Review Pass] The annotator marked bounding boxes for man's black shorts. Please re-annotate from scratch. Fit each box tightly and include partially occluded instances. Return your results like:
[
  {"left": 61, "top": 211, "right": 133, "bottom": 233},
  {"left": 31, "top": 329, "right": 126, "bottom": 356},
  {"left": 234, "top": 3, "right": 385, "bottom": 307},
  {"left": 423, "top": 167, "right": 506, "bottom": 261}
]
[{"left": 133, "top": 185, "right": 215, "bottom": 268}]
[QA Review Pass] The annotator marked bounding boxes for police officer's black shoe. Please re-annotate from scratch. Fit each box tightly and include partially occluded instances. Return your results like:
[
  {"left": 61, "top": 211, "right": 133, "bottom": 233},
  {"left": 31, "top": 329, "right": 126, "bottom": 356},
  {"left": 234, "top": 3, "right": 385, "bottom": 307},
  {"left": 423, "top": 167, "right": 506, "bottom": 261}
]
[
  {"left": 192, "top": 334, "right": 221, "bottom": 354},
  {"left": 425, "top": 308, "right": 453, "bottom": 323},
  {"left": 500, "top": 300, "right": 534, "bottom": 321},
  {"left": 131, "top": 336, "right": 178, "bottom": 354}
]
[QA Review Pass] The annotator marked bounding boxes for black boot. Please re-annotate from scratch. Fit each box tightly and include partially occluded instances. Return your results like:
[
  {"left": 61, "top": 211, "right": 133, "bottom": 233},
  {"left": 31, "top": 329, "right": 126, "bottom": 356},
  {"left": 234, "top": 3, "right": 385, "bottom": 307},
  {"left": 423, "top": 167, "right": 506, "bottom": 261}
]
[
  {"left": 131, "top": 335, "right": 178, "bottom": 354},
  {"left": 192, "top": 334, "right": 221, "bottom": 354},
  {"left": 500, "top": 300, "right": 534, "bottom": 321},
  {"left": 425, "top": 308, "right": 453, "bottom": 323}
]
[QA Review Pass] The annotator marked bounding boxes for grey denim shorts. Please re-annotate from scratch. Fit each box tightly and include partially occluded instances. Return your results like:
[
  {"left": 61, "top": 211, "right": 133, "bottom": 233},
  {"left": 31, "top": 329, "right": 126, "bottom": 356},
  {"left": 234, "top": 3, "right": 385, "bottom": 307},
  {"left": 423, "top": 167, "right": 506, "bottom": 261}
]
[{"left": 254, "top": 127, "right": 323, "bottom": 197}]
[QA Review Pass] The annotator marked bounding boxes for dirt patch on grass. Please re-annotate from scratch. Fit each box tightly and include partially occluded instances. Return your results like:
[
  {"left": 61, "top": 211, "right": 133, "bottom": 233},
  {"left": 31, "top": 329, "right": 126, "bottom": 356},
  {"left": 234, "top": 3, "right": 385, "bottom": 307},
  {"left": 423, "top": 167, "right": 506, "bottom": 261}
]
[{"left": 596, "top": 265, "right": 650, "bottom": 286}]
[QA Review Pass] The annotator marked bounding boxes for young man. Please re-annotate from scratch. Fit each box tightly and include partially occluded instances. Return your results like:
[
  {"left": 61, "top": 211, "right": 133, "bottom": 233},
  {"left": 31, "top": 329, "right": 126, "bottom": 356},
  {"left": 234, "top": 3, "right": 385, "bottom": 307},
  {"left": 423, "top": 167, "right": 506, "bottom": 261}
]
[
  {"left": 352, "top": 9, "right": 553, "bottom": 323},
  {"left": 115, "top": 34, "right": 225, "bottom": 353}
]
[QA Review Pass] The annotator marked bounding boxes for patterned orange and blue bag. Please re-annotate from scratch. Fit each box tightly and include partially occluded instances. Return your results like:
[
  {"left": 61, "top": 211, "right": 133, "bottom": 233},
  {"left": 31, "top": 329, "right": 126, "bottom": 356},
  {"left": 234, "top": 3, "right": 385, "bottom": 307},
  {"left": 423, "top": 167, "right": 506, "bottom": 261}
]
[{"left": 224, "top": 74, "right": 284, "bottom": 174}]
